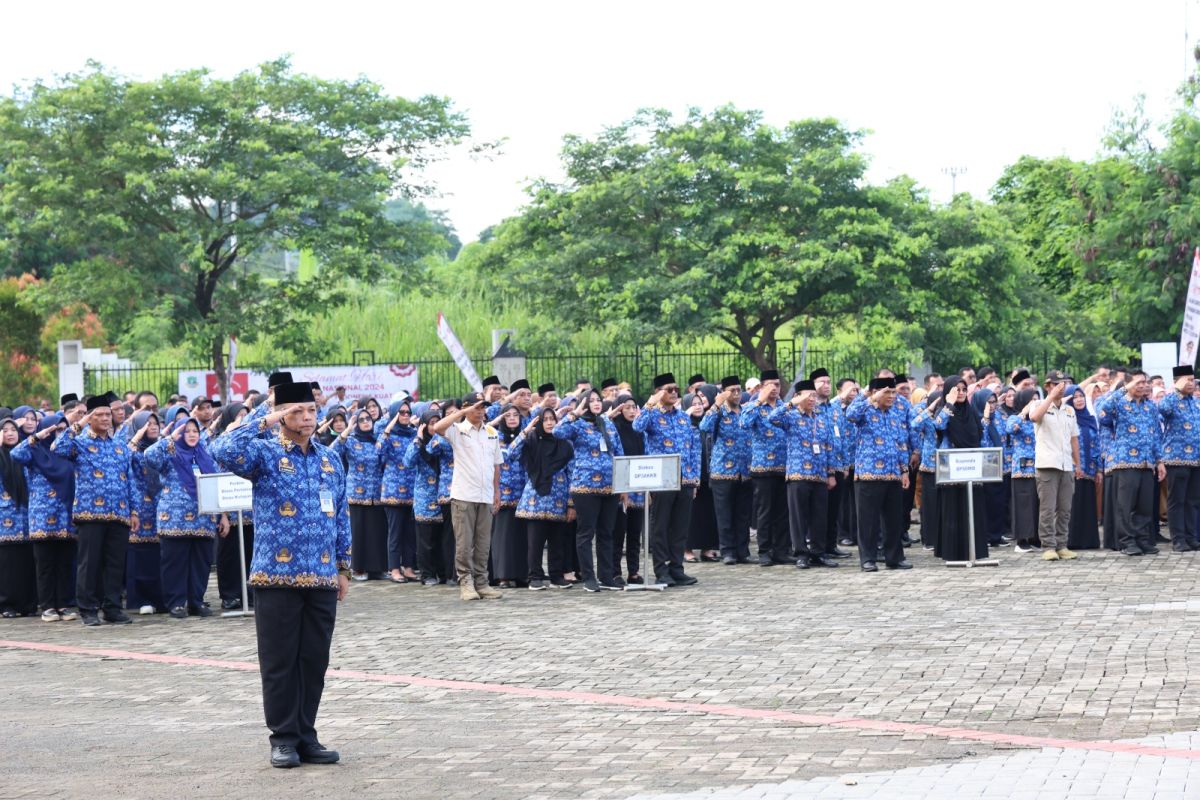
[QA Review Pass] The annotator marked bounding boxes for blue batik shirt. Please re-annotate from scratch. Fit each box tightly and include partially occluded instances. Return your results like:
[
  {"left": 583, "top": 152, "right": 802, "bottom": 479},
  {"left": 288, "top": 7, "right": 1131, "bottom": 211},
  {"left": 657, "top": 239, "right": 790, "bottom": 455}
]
[
  {"left": 1097, "top": 390, "right": 1163, "bottom": 472},
  {"left": 909, "top": 405, "right": 952, "bottom": 472},
  {"left": 377, "top": 426, "right": 417, "bottom": 506},
  {"left": 331, "top": 435, "right": 383, "bottom": 505},
  {"left": 1005, "top": 414, "right": 1037, "bottom": 477},
  {"left": 403, "top": 435, "right": 442, "bottom": 523},
  {"left": 51, "top": 426, "right": 135, "bottom": 526},
  {"left": 553, "top": 416, "right": 624, "bottom": 494},
  {"left": 633, "top": 405, "right": 700, "bottom": 486},
  {"left": 699, "top": 407, "right": 751, "bottom": 481},
  {"left": 739, "top": 399, "right": 787, "bottom": 475},
  {"left": 844, "top": 396, "right": 909, "bottom": 480},
  {"left": 1156, "top": 392, "right": 1200, "bottom": 467},
  {"left": 768, "top": 405, "right": 834, "bottom": 481},
  {"left": 10, "top": 438, "right": 74, "bottom": 541},
  {"left": 210, "top": 420, "right": 351, "bottom": 589},
  {"left": 508, "top": 435, "right": 572, "bottom": 521},
  {"left": 142, "top": 438, "right": 221, "bottom": 538}
]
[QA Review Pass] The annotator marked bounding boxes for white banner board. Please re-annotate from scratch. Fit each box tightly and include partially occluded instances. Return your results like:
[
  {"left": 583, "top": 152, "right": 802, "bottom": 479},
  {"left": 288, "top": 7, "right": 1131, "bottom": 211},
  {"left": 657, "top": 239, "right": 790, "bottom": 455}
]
[
  {"left": 613, "top": 455, "right": 682, "bottom": 493},
  {"left": 197, "top": 472, "right": 254, "bottom": 513},
  {"left": 935, "top": 448, "right": 1003, "bottom": 484},
  {"left": 179, "top": 364, "right": 419, "bottom": 405}
]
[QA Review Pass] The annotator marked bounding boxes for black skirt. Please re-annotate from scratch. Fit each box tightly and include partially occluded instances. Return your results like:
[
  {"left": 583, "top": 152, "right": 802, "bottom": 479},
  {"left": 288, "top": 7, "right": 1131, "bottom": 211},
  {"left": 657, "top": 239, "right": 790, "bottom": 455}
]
[
  {"left": 935, "top": 481, "right": 988, "bottom": 561},
  {"left": 1068, "top": 477, "right": 1100, "bottom": 550},
  {"left": 687, "top": 483, "right": 719, "bottom": 550},
  {"left": 1102, "top": 472, "right": 1118, "bottom": 550},
  {"left": 490, "top": 507, "right": 527, "bottom": 581},
  {"left": 1011, "top": 477, "right": 1041, "bottom": 546},
  {"left": 919, "top": 471, "right": 939, "bottom": 549},
  {"left": 349, "top": 504, "right": 389, "bottom": 574},
  {"left": 0, "top": 542, "right": 38, "bottom": 616}
]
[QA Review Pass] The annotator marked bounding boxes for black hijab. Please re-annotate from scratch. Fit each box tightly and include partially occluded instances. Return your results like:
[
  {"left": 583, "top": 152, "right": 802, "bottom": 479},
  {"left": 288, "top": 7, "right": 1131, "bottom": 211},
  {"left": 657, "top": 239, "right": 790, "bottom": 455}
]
[
  {"left": 352, "top": 410, "right": 376, "bottom": 444},
  {"left": 24, "top": 414, "right": 74, "bottom": 510},
  {"left": 416, "top": 408, "right": 443, "bottom": 471},
  {"left": 215, "top": 402, "right": 246, "bottom": 436},
  {"left": 1013, "top": 388, "right": 1039, "bottom": 416},
  {"left": 129, "top": 411, "right": 163, "bottom": 496},
  {"left": 943, "top": 379, "right": 982, "bottom": 449},
  {"left": 521, "top": 410, "right": 573, "bottom": 496},
  {"left": 494, "top": 403, "right": 521, "bottom": 445},
  {"left": 611, "top": 394, "right": 644, "bottom": 457},
  {"left": 0, "top": 419, "right": 29, "bottom": 508}
]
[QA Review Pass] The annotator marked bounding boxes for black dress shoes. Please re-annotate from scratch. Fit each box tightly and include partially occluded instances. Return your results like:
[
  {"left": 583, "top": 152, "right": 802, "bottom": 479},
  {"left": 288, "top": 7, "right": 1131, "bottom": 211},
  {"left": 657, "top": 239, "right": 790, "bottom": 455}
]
[
  {"left": 299, "top": 744, "right": 340, "bottom": 764},
  {"left": 826, "top": 548, "right": 851, "bottom": 558},
  {"left": 794, "top": 559, "right": 810, "bottom": 569},
  {"left": 670, "top": 573, "right": 698, "bottom": 586},
  {"left": 758, "top": 554, "right": 774, "bottom": 567},
  {"left": 102, "top": 609, "right": 132, "bottom": 624},
  {"left": 861, "top": 562, "right": 878, "bottom": 572},
  {"left": 886, "top": 560, "right": 913, "bottom": 570},
  {"left": 1122, "top": 546, "right": 1143, "bottom": 556},
  {"left": 810, "top": 555, "right": 840, "bottom": 568},
  {"left": 271, "top": 745, "right": 301, "bottom": 768}
]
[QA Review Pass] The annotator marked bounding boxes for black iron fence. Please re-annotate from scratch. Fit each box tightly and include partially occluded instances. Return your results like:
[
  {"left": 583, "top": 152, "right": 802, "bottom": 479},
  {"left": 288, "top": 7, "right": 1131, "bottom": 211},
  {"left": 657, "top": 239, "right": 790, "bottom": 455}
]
[{"left": 83, "top": 343, "right": 1097, "bottom": 403}]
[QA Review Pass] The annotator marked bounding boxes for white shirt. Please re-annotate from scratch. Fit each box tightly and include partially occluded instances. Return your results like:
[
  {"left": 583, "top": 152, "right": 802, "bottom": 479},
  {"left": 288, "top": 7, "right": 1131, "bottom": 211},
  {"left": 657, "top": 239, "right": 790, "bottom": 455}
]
[
  {"left": 444, "top": 419, "right": 505, "bottom": 503},
  {"left": 1033, "top": 402, "right": 1078, "bottom": 472}
]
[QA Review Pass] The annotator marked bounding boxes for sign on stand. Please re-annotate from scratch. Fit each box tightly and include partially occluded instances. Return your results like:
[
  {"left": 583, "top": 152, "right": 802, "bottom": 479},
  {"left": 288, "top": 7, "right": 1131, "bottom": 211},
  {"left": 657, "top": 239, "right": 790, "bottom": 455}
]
[
  {"left": 613, "top": 455, "right": 681, "bottom": 591},
  {"left": 934, "top": 448, "right": 1002, "bottom": 568},
  {"left": 197, "top": 473, "right": 254, "bottom": 616}
]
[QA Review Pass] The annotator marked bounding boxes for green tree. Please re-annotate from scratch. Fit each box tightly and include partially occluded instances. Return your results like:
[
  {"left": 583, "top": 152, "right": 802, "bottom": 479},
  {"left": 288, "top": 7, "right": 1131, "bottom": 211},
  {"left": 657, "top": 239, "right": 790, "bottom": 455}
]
[
  {"left": 0, "top": 58, "right": 470, "bottom": 396},
  {"left": 478, "top": 106, "right": 905, "bottom": 369}
]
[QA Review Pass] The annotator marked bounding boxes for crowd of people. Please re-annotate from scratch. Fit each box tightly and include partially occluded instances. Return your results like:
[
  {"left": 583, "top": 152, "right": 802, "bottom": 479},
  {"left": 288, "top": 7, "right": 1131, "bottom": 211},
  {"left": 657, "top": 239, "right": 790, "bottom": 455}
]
[{"left": 0, "top": 362, "right": 1194, "bottom": 622}]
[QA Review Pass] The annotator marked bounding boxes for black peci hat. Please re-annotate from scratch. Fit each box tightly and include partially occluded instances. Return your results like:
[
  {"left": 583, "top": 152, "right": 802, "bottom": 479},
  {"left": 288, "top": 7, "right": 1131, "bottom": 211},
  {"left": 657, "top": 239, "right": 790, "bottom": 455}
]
[
  {"left": 796, "top": 379, "right": 816, "bottom": 392},
  {"left": 274, "top": 381, "right": 316, "bottom": 406},
  {"left": 509, "top": 379, "right": 530, "bottom": 392},
  {"left": 687, "top": 374, "right": 705, "bottom": 387},
  {"left": 60, "top": 393, "right": 78, "bottom": 406},
  {"left": 482, "top": 375, "right": 501, "bottom": 388},
  {"left": 720, "top": 375, "right": 740, "bottom": 389},
  {"left": 809, "top": 368, "right": 829, "bottom": 381},
  {"left": 1011, "top": 369, "right": 1031, "bottom": 386},
  {"left": 1174, "top": 365, "right": 1195, "bottom": 378},
  {"left": 652, "top": 373, "right": 677, "bottom": 390},
  {"left": 268, "top": 371, "right": 293, "bottom": 389},
  {"left": 868, "top": 377, "right": 896, "bottom": 392},
  {"left": 601, "top": 378, "right": 618, "bottom": 390},
  {"left": 537, "top": 383, "right": 556, "bottom": 395},
  {"left": 760, "top": 369, "right": 780, "bottom": 382},
  {"left": 310, "top": 381, "right": 321, "bottom": 391}
]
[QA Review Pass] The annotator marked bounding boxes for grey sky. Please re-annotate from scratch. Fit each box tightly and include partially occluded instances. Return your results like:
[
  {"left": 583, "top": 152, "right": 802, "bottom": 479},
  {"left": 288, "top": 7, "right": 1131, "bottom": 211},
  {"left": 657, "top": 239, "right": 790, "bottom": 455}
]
[{"left": 3, "top": 1, "right": 1192, "bottom": 241}]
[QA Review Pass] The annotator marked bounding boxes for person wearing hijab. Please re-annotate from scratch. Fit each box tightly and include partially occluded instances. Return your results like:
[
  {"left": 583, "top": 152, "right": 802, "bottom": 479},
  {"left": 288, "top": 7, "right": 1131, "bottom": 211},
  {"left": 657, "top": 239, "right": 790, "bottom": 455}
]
[
  {"left": 555, "top": 390, "right": 626, "bottom": 592},
  {"left": 1006, "top": 389, "right": 1041, "bottom": 552},
  {"left": 934, "top": 378, "right": 990, "bottom": 562},
  {"left": 610, "top": 393, "right": 646, "bottom": 583},
  {"left": 1065, "top": 383, "right": 1103, "bottom": 550},
  {"left": 0, "top": 417, "right": 35, "bottom": 617},
  {"left": 11, "top": 414, "right": 77, "bottom": 620},
  {"left": 489, "top": 404, "right": 529, "bottom": 588},
  {"left": 700, "top": 377, "right": 754, "bottom": 565},
  {"left": 910, "top": 389, "right": 950, "bottom": 552},
  {"left": 332, "top": 410, "right": 388, "bottom": 580},
  {"left": 378, "top": 400, "right": 420, "bottom": 583},
  {"left": 52, "top": 393, "right": 140, "bottom": 626},
  {"left": 143, "top": 417, "right": 229, "bottom": 618},
  {"left": 405, "top": 408, "right": 451, "bottom": 585},
  {"left": 363, "top": 397, "right": 383, "bottom": 423},
  {"left": 970, "top": 388, "right": 1009, "bottom": 548},
  {"left": 424, "top": 409, "right": 460, "bottom": 586},
  {"left": 994, "top": 386, "right": 1017, "bottom": 542},
  {"left": 683, "top": 389, "right": 720, "bottom": 562},
  {"left": 513, "top": 408, "right": 574, "bottom": 589},
  {"left": 12, "top": 406, "right": 38, "bottom": 441},
  {"left": 1156, "top": 366, "right": 1200, "bottom": 552},
  {"left": 123, "top": 411, "right": 166, "bottom": 613}
]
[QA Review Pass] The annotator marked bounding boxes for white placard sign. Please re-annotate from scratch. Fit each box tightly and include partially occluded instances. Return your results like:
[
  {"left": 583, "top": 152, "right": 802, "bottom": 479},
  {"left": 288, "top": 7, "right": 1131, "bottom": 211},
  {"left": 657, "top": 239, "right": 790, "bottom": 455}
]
[
  {"left": 613, "top": 455, "right": 681, "bottom": 494},
  {"left": 197, "top": 472, "right": 254, "bottom": 513},
  {"left": 935, "top": 448, "right": 1003, "bottom": 485}
]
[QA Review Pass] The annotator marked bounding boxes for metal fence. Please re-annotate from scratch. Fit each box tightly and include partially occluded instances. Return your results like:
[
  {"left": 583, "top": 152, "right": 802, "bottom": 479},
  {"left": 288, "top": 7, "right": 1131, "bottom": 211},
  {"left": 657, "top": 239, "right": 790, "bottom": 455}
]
[{"left": 84, "top": 343, "right": 1094, "bottom": 403}]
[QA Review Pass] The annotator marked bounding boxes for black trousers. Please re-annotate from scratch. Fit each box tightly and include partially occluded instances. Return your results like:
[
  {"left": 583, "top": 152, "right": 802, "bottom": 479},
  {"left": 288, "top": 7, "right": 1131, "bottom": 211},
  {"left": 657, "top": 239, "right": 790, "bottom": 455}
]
[
  {"left": 572, "top": 493, "right": 617, "bottom": 584},
  {"left": 786, "top": 480, "right": 828, "bottom": 559},
  {"left": 384, "top": 505, "right": 416, "bottom": 571},
  {"left": 901, "top": 472, "right": 917, "bottom": 533},
  {"left": 613, "top": 506, "right": 643, "bottom": 577},
  {"left": 75, "top": 522, "right": 129, "bottom": 613},
  {"left": 416, "top": 520, "right": 452, "bottom": 581},
  {"left": 217, "top": 522, "right": 254, "bottom": 603},
  {"left": 649, "top": 489, "right": 694, "bottom": 580},
  {"left": 823, "top": 472, "right": 847, "bottom": 553},
  {"left": 855, "top": 480, "right": 904, "bottom": 567},
  {"left": 1113, "top": 468, "right": 1156, "bottom": 550},
  {"left": 838, "top": 471, "right": 858, "bottom": 543},
  {"left": 526, "top": 519, "right": 569, "bottom": 581},
  {"left": 254, "top": 587, "right": 337, "bottom": 748},
  {"left": 1165, "top": 465, "right": 1200, "bottom": 545},
  {"left": 1011, "top": 478, "right": 1040, "bottom": 546},
  {"left": 160, "top": 537, "right": 213, "bottom": 611},
  {"left": 711, "top": 479, "right": 754, "bottom": 559},
  {"left": 752, "top": 474, "right": 789, "bottom": 560},
  {"left": 32, "top": 539, "right": 75, "bottom": 611}
]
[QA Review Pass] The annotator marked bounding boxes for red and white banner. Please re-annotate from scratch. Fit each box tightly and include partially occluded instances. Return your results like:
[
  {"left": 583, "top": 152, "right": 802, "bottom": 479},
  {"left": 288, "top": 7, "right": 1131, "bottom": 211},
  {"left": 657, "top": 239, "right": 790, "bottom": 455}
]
[
  {"left": 436, "top": 311, "right": 483, "bottom": 392},
  {"left": 179, "top": 364, "right": 419, "bottom": 404},
  {"left": 1180, "top": 247, "right": 1200, "bottom": 366}
]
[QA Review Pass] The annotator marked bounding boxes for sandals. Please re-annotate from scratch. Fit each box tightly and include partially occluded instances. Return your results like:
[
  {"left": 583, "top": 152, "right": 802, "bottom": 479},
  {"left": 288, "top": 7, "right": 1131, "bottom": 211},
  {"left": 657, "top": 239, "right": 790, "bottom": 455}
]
[{"left": 388, "top": 574, "right": 407, "bottom": 584}]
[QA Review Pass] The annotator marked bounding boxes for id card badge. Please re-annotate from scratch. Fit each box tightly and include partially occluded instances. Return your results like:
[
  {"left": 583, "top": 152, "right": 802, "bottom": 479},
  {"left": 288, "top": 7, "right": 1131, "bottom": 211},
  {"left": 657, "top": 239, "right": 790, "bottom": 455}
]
[
  {"left": 812, "top": 443, "right": 822, "bottom": 455},
  {"left": 599, "top": 439, "right": 608, "bottom": 453},
  {"left": 833, "top": 425, "right": 840, "bottom": 437},
  {"left": 319, "top": 490, "right": 334, "bottom": 513},
  {"left": 192, "top": 465, "right": 202, "bottom": 479}
]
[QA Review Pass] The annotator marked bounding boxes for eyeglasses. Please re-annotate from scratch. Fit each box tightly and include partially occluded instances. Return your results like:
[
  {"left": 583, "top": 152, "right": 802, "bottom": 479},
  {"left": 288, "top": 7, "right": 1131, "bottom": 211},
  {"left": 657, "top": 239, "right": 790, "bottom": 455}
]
[
  {"left": 397, "top": 410, "right": 411, "bottom": 415},
  {"left": 663, "top": 386, "right": 680, "bottom": 394}
]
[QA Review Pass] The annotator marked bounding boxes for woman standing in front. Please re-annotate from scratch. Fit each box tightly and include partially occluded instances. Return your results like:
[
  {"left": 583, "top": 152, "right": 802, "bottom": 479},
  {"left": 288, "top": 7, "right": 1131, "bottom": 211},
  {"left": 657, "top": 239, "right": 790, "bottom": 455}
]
[
  {"left": 0, "top": 417, "right": 34, "bottom": 617},
  {"left": 333, "top": 410, "right": 388, "bottom": 580},
  {"left": 514, "top": 409, "right": 574, "bottom": 590},
  {"left": 143, "top": 416, "right": 229, "bottom": 618}
]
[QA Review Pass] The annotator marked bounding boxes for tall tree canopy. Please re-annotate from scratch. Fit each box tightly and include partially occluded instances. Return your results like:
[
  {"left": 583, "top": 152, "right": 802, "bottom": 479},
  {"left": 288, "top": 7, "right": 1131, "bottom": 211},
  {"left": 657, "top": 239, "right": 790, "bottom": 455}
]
[{"left": 0, "top": 58, "right": 469, "bottom": 393}]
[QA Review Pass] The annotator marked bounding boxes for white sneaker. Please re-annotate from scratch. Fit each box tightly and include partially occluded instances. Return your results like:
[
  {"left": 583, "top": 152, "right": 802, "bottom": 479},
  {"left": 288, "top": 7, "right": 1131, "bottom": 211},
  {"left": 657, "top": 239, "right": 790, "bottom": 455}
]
[
  {"left": 41, "top": 609, "right": 61, "bottom": 622},
  {"left": 139, "top": 605, "right": 155, "bottom": 615},
  {"left": 1014, "top": 543, "right": 1037, "bottom": 553},
  {"left": 58, "top": 608, "right": 78, "bottom": 622},
  {"left": 352, "top": 573, "right": 369, "bottom": 582}
]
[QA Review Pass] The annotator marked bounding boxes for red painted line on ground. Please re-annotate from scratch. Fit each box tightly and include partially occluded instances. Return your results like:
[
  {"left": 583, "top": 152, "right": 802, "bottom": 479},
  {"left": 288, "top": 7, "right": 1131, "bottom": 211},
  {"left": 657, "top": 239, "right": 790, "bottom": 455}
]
[{"left": 3, "top": 638, "right": 1198, "bottom": 761}]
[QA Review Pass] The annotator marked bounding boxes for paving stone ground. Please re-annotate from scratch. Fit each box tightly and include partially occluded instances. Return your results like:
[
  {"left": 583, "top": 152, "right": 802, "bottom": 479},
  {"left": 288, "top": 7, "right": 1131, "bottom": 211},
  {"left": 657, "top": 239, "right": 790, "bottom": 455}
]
[{"left": 3, "top": 542, "right": 1200, "bottom": 799}]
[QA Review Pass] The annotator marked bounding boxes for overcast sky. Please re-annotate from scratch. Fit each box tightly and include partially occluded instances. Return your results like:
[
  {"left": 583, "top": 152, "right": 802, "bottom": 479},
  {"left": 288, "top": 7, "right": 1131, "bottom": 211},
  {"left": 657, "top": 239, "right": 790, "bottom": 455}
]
[{"left": 3, "top": 1, "right": 1194, "bottom": 241}]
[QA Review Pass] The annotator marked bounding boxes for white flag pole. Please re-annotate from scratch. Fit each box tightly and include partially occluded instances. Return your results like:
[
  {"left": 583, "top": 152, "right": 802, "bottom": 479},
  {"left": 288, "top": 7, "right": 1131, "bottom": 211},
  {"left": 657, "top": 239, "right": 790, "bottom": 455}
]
[
  {"left": 436, "top": 312, "right": 484, "bottom": 392},
  {"left": 1179, "top": 247, "right": 1200, "bottom": 366}
]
